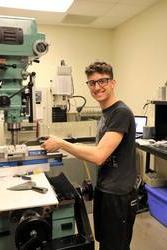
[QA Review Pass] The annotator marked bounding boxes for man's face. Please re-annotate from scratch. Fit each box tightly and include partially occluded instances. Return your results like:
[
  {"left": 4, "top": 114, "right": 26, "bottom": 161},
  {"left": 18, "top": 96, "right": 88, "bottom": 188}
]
[{"left": 86, "top": 73, "right": 115, "bottom": 103}]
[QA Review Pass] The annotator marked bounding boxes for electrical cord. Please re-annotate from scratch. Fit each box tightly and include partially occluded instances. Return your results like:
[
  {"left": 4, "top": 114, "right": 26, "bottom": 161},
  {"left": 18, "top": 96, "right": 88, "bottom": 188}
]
[
  {"left": 82, "top": 160, "right": 91, "bottom": 180},
  {"left": 143, "top": 101, "right": 151, "bottom": 115},
  {"left": 71, "top": 95, "right": 87, "bottom": 113},
  {"left": 9, "top": 85, "right": 28, "bottom": 99},
  {"left": 9, "top": 72, "right": 35, "bottom": 99},
  {"left": 67, "top": 99, "right": 71, "bottom": 112}
]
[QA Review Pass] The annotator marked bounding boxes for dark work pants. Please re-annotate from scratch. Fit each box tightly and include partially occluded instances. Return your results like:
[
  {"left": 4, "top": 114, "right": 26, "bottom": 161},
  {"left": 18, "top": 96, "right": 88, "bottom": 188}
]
[{"left": 93, "top": 188, "right": 137, "bottom": 250}]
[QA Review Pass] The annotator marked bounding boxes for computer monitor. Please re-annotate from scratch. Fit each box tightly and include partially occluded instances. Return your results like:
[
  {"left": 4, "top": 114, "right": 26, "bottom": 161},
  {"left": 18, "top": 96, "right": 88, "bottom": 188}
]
[
  {"left": 155, "top": 103, "right": 167, "bottom": 140},
  {"left": 135, "top": 116, "right": 147, "bottom": 138}
]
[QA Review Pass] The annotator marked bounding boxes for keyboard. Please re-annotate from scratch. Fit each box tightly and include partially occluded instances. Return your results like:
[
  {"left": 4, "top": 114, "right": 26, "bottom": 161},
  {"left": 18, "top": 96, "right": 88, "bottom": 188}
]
[
  {"left": 136, "top": 139, "right": 152, "bottom": 146},
  {"left": 135, "top": 133, "right": 143, "bottom": 139}
]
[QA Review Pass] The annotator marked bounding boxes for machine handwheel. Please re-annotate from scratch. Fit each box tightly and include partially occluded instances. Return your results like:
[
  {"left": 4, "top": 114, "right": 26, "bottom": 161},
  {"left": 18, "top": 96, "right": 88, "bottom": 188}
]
[{"left": 15, "top": 210, "right": 51, "bottom": 250}]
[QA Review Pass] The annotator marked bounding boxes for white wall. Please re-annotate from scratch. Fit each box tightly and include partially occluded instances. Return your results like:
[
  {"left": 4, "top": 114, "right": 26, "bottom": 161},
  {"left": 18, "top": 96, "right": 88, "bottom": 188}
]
[
  {"left": 32, "top": 0, "right": 167, "bottom": 122},
  {"left": 28, "top": 0, "right": 167, "bottom": 123},
  {"left": 30, "top": 25, "right": 114, "bottom": 108},
  {"left": 111, "top": 0, "right": 167, "bottom": 176},
  {"left": 112, "top": 0, "right": 167, "bottom": 122}
]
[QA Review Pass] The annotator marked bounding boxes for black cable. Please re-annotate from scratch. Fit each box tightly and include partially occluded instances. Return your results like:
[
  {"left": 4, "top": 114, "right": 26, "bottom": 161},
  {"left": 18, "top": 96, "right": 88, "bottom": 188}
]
[
  {"left": 9, "top": 73, "right": 35, "bottom": 99},
  {"left": 67, "top": 99, "right": 71, "bottom": 112},
  {"left": 72, "top": 95, "right": 87, "bottom": 113},
  {"left": 143, "top": 101, "right": 151, "bottom": 115},
  {"left": 143, "top": 102, "right": 150, "bottom": 110},
  {"left": 9, "top": 85, "right": 27, "bottom": 99}
]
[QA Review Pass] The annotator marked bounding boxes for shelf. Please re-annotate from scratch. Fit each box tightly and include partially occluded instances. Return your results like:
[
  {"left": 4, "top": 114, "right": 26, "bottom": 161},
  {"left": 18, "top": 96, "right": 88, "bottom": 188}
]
[{"left": 151, "top": 100, "right": 167, "bottom": 105}]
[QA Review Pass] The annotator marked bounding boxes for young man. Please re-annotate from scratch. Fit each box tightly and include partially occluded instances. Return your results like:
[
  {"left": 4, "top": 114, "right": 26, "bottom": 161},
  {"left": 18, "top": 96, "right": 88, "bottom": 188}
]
[{"left": 42, "top": 61, "right": 137, "bottom": 250}]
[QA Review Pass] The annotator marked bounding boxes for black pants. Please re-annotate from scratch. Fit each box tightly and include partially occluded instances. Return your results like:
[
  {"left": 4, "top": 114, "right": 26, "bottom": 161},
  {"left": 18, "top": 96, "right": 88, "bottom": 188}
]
[{"left": 93, "top": 188, "right": 137, "bottom": 250}]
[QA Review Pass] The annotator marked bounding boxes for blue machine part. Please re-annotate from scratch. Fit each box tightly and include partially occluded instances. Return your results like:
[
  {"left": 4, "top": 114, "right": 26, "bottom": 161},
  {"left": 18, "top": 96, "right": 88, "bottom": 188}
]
[
  {"left": 28, "top": 149, "right": 47, "bottom": 156},
  {"left": 49, "top": 158, "right": 63, "bottom": 167},
  {"left": 0, "top": 158, "right": 48, "bottom": 167}
]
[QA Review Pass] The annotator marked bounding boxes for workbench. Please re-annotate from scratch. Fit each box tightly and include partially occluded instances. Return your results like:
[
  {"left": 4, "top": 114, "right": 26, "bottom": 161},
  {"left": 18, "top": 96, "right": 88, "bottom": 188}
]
[
  {"left": 0, "top": 173, "right": 58, "bottom": 212},
  {"left": 136, "top": 140, "right": 167, "bottom": 173}
]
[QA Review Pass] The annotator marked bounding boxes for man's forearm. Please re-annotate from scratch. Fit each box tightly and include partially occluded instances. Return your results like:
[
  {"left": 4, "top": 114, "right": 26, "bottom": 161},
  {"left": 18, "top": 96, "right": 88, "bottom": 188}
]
[
  {"left": 59, "top": 140, "right": 100, "bottom": 165},
  {"left": 42, "top": 132, "right": 121, "bottom": 165}
]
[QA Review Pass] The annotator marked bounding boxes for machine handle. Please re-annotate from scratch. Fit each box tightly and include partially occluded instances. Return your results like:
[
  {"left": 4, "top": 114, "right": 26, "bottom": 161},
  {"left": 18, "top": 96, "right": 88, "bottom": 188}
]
[
  {"left": 31, "top": 186, "right": 48, "bottom": 194},
  {"left": 0, "top": 64, "right": 17, "bottom": 70}
]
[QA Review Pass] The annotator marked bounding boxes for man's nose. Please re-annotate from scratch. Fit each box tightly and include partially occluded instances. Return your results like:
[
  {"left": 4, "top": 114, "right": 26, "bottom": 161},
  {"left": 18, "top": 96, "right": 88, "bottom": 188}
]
[{"left": 94, "top": 82, "right": 101, "bottom": 89}]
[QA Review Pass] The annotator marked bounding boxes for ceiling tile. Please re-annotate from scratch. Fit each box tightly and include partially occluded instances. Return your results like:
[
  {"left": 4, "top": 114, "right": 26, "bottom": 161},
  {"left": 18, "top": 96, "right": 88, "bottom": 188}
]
[
  {"left": 0, "top": 0, "right": 161, "bottom": 29},
  {"left": 106, "top": 3, "right": 152, "bottom": 18},
  {"left": 68, "top": 0, "right": 116, "bottom": 16},
  {"left": 90, "top": 0, "right": 118, "bottom": 2},
  {"left": 62, "top": 14, "right": 97, "bottom": 25},
  {"left": 0, "top": 7, "right": 65, "bottom": 24},
  {"left": 117, "top": 0, "right": 159, "bottom": 4},
  {"left": 91, "top": 15, "right": 129, "bottom": 29}
]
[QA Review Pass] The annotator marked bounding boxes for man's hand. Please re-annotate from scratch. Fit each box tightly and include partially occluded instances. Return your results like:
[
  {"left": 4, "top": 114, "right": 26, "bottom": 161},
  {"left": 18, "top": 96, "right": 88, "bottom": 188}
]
[{"left": 41, "top": 136, "right": 63, "bottom": 152}]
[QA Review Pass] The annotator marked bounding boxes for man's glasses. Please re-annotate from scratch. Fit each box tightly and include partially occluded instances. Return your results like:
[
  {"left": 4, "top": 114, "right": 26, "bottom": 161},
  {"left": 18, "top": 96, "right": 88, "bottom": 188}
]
[{"left": 86, "top": 77, "right": 112, "bottom": 88}]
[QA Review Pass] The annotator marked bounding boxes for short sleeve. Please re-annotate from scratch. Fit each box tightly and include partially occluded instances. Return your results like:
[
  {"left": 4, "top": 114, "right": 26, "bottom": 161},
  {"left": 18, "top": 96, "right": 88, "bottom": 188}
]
[{"left": 105, "top": 108, "right": 131, "bottom": 134}]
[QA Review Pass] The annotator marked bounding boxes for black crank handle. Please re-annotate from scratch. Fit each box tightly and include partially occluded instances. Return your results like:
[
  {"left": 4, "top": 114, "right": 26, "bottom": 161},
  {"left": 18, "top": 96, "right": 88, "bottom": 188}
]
[{"left": 31, "top": 186, "right": 48, "bottom": 194}]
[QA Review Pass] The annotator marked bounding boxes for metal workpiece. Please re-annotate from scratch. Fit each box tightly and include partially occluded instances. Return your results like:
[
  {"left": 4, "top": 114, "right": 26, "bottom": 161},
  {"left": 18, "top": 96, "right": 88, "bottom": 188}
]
[
  {"left": 0, "top": 144, "right": 50, "bottom": 176},
  {"left": 0, "top": 144, "right": 28, "bottom": 159}
]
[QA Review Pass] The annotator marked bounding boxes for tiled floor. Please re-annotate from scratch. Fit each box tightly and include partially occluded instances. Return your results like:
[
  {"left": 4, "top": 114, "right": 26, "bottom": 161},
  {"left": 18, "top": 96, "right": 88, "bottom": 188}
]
[
  {"left": 131, "top": 212, "right": 167, "bottom": 250},
  {"left": 88, "top": 212, "right": 167, "bottom": 250}
]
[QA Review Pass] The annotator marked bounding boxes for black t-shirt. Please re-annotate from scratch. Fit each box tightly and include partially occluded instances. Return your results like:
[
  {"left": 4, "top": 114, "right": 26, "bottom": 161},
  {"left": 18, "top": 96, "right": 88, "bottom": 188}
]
[{"left": 96, "top": 100, "right": 137, "bottom": 195}]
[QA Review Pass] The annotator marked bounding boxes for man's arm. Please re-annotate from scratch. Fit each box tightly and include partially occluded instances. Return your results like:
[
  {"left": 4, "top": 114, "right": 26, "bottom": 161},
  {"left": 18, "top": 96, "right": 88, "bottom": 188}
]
[{"left": 42, "top": 131, "right": 123, "bottom": 166}]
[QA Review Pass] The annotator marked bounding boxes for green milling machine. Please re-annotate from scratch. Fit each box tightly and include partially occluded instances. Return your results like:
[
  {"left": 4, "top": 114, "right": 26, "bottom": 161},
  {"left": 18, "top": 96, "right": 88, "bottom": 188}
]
[{"left": 0, "top": 15, "right": 94, "bottom": 250}]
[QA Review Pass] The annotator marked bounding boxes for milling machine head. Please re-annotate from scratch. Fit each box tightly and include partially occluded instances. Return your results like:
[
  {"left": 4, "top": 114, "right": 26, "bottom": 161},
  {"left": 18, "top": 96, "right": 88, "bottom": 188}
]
[{"left": 0, "top": 15, "right": 48, "bottom": 144}]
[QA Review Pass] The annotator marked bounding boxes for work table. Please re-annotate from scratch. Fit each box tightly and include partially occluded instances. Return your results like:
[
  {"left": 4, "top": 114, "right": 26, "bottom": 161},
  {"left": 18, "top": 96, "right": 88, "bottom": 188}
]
[
  {"left": 0, "top": 173, "right": 58, "bottom": 212},
  {"left": 136, "top": 139, "right": 167, "bottom": 173}
]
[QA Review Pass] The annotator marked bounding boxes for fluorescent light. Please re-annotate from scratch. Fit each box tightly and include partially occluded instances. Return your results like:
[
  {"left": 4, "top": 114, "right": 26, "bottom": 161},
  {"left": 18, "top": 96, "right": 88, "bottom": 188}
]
[{"left": 0, "top": 0, "right": 74, "bottom": 12}]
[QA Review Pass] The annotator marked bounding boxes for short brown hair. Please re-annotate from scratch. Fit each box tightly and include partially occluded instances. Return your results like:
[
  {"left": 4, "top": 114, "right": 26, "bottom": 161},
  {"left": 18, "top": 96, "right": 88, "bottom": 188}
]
[{"left": 85, "top": 61, "right": 113, "bottom": 79}]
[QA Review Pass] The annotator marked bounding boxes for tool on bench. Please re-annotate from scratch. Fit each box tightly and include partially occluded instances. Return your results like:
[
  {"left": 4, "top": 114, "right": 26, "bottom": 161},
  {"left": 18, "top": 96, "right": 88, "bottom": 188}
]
[
  {"left": 13, "top": 174, "right": 32, "bottom": 180},
  {"left": 7, "top": 181, "right": 48, "bottom": 194}
]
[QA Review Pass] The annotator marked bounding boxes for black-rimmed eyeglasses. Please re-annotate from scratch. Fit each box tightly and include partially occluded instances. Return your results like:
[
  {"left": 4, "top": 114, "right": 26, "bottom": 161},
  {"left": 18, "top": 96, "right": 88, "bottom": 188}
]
[{"left": 86, "top": 77, "right": 112, "bottom": 88}]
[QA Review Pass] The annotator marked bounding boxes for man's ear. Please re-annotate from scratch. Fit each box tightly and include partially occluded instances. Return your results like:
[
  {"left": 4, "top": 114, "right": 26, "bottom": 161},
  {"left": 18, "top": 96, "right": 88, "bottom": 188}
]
[{"left": 111, "top": 79, "right": 116, "bottom": 88}]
